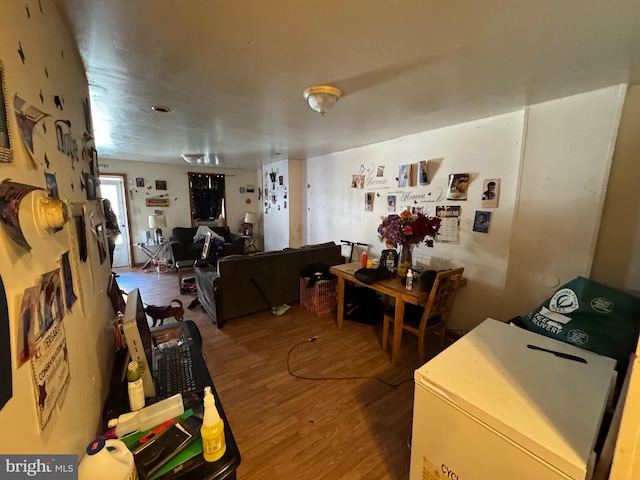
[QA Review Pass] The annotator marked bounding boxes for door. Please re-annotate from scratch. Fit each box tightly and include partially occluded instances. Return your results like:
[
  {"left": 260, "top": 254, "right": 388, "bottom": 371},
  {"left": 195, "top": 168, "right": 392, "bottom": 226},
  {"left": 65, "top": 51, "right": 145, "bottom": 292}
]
[{"left": 99, "top": 174, "right": 132, "bottom": 267}]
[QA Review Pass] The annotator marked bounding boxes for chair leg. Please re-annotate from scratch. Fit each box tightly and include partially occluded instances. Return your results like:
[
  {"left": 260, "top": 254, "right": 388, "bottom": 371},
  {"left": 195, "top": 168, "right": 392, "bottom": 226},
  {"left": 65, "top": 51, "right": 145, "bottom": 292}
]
[{"left": 418, "top": 332, "right": 426, "bottom": 365}]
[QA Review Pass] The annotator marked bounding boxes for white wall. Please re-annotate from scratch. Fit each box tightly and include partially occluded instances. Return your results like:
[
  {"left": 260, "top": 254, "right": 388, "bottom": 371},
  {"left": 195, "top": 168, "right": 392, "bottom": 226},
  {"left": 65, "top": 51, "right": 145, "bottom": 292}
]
[
  {"left": 262, "top": 158, "right": 305, "bottom": 251},
  {"left": 0, "top": 3, "right": 113, "bottom": 454},
  {"left": 502, "top": 85, "right": 625, "bottom": 319},
  {"left": 305, "top": 86, "right": 625, "bottom": 331},
  {"left": 101, "top": 159, "right": 260, "bottom": 264},
  {"left": 307, "top": 111, "right": 525, "bottom": 329},
  {"left": 592, "top": 84, "right": 640, "bottom": 291}
]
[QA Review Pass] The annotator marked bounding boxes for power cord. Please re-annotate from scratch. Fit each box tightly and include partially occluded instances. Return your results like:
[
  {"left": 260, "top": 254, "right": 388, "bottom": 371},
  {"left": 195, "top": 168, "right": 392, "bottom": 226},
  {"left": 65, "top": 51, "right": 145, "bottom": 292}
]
[{"left": 286, "top": 336, "right": 413, "bottom": 389}]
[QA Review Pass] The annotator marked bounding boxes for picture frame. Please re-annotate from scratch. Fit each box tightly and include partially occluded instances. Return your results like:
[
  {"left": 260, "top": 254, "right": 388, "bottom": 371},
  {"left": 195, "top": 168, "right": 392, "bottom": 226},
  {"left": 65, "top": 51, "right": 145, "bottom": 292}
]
[
  {"left": 0, "top": 61, "right": 12, "bottom": 163},
  {"left": 84, "top": 173, "right": 97, "bottom": 200},
  {"left": 155, "top": 180, "right": 167, "bottom": 190},
  {"left": 136, "top": 177, "right": 144, "bottom": 187}
]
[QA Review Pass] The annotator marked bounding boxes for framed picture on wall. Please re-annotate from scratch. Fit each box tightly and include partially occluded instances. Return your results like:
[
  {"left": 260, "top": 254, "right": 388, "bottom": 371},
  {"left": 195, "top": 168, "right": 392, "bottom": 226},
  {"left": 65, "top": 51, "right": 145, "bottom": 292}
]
[
  {"left": 0, "top": 62, "right": 12, "bottom": 163},
  {"left": 155, "top": 180, "right": 167, "bottom": 190},
  {"left": 84, "top": 173, "right": 97, "bottom": 200},
  {"left": 136, "top": 177, "right": 144, "bottom": 187}
]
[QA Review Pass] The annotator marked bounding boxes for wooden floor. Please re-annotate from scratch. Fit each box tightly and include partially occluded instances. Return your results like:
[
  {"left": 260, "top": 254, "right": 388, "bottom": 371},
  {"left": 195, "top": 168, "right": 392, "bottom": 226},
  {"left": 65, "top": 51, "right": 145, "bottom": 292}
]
[{"left": 114, "top": 266, "right": 447, "bottom": 480}]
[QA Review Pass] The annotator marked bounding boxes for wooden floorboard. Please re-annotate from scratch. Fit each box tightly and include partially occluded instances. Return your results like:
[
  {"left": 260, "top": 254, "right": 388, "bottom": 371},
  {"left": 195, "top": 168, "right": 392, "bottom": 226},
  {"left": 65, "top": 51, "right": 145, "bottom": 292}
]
[{"left": 114, "top": 266, "right": 447, "bottom": 480}]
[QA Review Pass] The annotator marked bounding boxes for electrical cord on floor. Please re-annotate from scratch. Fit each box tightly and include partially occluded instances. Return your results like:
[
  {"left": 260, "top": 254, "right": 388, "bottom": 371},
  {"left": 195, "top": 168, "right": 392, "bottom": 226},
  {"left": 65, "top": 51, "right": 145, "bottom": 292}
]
[{"left": 286, "top": 336, "right": 413, "bottom": 389}]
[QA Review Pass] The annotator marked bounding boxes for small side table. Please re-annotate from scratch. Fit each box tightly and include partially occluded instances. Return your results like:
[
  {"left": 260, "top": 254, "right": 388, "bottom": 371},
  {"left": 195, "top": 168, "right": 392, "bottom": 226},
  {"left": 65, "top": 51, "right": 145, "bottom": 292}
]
[
  {"left": 241, "top": 235, "right": 261, "bottom": 253},
  {"left": 136, "top": 241, "right": 168, "bottom": 271}
]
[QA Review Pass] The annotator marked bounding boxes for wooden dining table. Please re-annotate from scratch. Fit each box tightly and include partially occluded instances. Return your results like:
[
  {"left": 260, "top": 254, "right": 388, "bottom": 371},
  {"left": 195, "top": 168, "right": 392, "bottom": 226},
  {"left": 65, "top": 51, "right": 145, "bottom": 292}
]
[{"left": 330, "top": 262, "right": 431, "bottom": 364}]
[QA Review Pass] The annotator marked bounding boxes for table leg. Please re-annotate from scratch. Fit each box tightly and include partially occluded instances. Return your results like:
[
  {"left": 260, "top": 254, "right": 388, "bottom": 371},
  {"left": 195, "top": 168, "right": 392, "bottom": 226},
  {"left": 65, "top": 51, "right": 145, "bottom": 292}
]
[
  {"left": 391, "top": 300, "right": 406, "bottom": 365},
  {"left": 335, "top": 276, "right": 345, "bottom": 329}
]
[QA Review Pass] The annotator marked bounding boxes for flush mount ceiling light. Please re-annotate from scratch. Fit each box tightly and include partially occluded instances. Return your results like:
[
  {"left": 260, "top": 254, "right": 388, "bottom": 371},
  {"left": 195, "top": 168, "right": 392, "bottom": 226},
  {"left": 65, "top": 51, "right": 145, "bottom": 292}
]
[
  {"left": 151, "top": 105, "right": 172, "bottom": 113},
  {"left": 303, "top": 85, "right": 341, "bottom": 116},
  {"left": 181, "top": 153, "right": 222, "bottom": 165}
]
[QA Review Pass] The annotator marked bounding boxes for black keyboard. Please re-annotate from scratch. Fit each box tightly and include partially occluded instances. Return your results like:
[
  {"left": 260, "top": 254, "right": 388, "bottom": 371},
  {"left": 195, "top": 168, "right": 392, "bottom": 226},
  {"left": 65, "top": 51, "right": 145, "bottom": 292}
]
[{"left": 155, "top": 343, "right": 197, "bottom": 398}]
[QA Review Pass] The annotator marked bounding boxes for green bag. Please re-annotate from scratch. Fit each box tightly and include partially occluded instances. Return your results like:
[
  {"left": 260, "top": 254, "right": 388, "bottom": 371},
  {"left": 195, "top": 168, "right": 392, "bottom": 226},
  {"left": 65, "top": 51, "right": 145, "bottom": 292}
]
[{"left": 521, "top": 276, "right": 640, "bottom": 369}]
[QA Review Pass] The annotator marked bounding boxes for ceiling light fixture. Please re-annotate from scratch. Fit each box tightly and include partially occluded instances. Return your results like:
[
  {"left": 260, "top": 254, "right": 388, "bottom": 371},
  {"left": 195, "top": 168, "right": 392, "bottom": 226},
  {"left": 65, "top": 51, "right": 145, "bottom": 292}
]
[
  {"left": 181, "top": 153, "right": 222, "bottom": 166},
  {"left": 303, "top": 85, "right": 341, "bottom": 116},
  {"left": 151, "top": 105, "right": 172, "bottom": 113}
]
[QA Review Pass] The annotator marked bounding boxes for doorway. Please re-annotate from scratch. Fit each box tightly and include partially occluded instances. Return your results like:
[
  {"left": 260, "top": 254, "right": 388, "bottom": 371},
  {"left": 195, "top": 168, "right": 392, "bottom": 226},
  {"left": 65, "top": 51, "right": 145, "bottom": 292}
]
[{"left": 99, "top": 174, "right": 132, "bottom": 267}]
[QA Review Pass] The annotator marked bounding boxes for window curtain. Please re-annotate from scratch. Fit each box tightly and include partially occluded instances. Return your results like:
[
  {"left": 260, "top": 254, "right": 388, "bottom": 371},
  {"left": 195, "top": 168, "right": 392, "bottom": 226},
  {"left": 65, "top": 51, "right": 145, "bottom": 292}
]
[{"left": 189, "top": 173, "right": 225, "bottom": 220}]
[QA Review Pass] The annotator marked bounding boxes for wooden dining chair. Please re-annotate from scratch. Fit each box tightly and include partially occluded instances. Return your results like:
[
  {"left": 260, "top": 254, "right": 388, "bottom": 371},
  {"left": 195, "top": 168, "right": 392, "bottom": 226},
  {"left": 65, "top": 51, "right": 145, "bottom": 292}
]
[{"left": 382, "top": 267, "right": 464, "bottom": 364}]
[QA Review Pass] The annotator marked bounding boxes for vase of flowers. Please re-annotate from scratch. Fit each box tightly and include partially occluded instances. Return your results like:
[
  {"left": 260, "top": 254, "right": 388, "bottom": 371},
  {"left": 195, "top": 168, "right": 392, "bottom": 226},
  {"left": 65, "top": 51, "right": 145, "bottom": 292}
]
[{"left": 377, "top": 210, "right": 441, "bottom": 277}]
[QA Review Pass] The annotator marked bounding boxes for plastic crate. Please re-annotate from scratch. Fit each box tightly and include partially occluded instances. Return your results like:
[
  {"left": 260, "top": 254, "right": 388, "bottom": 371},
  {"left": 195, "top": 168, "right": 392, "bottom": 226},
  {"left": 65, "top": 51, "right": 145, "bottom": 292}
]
[{"left": 300, "top": 277, "right": 337, "bottom": 316}]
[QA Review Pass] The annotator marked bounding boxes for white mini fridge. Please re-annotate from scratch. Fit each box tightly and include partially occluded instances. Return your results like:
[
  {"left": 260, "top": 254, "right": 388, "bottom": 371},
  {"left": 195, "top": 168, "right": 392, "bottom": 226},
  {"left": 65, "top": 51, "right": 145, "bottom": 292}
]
[{"left": 409, "top": 319, "right": 617, "bottom": 480}]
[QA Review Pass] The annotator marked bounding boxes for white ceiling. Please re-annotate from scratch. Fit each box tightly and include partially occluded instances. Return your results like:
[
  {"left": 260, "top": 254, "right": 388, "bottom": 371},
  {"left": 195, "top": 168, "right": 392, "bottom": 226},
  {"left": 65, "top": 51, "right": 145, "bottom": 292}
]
[{"left": 53, "top": 0, "right": 640, "bottom": 170}]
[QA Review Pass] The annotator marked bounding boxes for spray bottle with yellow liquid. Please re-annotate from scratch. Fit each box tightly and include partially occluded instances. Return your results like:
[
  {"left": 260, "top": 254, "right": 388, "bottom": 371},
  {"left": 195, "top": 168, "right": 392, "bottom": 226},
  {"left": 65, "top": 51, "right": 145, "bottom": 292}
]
[{"left": 201, "top": 386, "right": 226, "bottom": 462}]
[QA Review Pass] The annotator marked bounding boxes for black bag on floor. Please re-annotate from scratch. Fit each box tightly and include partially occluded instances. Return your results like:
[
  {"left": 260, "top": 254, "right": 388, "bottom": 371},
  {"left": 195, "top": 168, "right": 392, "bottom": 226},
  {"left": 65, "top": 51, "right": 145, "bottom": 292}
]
[{"left": 344, "top": 286, "right": 383, "bottom": 325}]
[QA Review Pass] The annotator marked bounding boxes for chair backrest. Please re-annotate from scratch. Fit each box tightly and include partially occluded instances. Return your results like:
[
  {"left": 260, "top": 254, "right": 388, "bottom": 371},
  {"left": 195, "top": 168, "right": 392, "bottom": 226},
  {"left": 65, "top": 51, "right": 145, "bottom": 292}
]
[{"left": 420, "top": 267, "right": 464, "bottom": 328}]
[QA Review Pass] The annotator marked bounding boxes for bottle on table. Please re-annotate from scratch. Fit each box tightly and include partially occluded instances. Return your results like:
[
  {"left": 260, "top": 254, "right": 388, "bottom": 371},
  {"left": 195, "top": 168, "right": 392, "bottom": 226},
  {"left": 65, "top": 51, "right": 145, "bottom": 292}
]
[
  {"left": 406, "top": 269, "right": 414, "bottom": 291},
  {"left": 201, "top": 386, "right": 226, "bottom": 462},
  {"left": 127, "top": 361, "right": 145, "bottom": 411}
]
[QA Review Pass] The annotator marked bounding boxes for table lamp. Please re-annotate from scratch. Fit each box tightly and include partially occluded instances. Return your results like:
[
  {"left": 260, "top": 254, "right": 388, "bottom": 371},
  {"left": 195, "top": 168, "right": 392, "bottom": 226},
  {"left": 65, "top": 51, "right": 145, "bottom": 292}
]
[
  {"left": 242, "top": 212, "right": 257, "bottom": 236},
  {"left": 148, "top": 214, "right": 167, "bottom": 244}
]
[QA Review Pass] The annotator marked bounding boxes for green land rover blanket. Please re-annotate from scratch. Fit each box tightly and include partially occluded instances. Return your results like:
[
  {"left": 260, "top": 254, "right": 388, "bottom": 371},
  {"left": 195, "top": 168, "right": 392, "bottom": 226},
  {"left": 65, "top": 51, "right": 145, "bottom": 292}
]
[{"left": 521, "top": 276, "right": 640, "bottom": 369}]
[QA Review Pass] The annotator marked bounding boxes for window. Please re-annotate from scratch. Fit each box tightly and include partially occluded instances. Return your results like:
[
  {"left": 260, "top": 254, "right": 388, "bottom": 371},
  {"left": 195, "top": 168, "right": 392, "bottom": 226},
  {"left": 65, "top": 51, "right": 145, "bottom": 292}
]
[{"left": 188, "top": 172, "right": 226, "bottom": 224}]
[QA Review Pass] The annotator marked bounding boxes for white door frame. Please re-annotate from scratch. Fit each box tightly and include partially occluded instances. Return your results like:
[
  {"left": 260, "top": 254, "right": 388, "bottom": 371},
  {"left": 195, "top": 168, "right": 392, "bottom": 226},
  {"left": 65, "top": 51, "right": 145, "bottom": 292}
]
[{"left": 99, "top": 174, "right": 133, "bottom": 267}]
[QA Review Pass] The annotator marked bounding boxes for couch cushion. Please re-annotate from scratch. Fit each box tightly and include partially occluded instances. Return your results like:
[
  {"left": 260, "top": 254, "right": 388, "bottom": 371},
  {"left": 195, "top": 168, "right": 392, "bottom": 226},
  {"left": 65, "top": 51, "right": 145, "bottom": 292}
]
[{"left": 172, "top": 227, "right": 198, "bottom": 244}]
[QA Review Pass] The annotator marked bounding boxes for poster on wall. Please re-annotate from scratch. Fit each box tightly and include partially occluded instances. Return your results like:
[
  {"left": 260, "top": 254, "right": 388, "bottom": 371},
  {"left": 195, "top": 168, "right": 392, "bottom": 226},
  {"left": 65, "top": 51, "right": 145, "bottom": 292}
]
[
  {"left": 16, "top": 285, "right": 40, "bottom": 368},
  {"left": 0, "top": 276, "right": 12, "bottom": 411},
  {"left": 39, "top": 269, "right": 65, "bottom": 334},
  {"left": 30, "top": 319, "right": 71, "bottom": 431},
  {"left": 435, "top": 205, "right": 461, "bottom": 244}
]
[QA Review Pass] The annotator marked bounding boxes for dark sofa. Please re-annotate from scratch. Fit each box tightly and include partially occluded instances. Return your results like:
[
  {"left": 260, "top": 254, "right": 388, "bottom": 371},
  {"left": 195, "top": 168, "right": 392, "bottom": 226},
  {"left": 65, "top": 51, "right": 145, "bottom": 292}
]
[
  {"left": 169, "top": 226, "right": 245, "bottom": 263},
  {"left": 194, "top": 241, "right": 344, "bottom": 327}
]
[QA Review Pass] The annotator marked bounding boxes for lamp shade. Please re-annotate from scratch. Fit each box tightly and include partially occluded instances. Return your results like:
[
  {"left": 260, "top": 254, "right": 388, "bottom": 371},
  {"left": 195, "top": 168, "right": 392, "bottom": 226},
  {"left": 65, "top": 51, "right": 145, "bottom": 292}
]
[
  {"left": 243, "top": 212, "right": 257, "bottom": 224},
  {"left": 149, "top": 214, "right": 167, "bottom": 229},
  {"left": 303, "top": 85, "right": 341, "bottom": 116}
]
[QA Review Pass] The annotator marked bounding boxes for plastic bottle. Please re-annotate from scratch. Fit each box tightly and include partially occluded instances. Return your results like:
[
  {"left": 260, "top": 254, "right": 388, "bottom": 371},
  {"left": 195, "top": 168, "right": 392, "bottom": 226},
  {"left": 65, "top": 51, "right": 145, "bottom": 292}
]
[
  {"left": 385, "top": 254, "right": 395, "bottom": 273},
  {"left": 406, "top": 269, "right": 414, "bottom": 291},
  {"left": 201, "top": 386, "right": 226, "bottom": 462},
  {"left": 361, "top": 252, "right": 368, "bottom": 268},
  {"left": 127, "top": 361, "right": 145, "bottom": 411},
  {"left": 115, "top": 393, "right": 184, "bottom": 438},
  {"left": 78, "top": 438, "right": 137, "bottom": 480}
]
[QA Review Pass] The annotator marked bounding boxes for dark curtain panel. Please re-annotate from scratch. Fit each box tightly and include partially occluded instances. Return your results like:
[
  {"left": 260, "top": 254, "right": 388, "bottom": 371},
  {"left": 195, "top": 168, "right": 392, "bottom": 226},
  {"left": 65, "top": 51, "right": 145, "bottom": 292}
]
[{"left": 189, "top": 173, "right": 225, "bottom": 220}]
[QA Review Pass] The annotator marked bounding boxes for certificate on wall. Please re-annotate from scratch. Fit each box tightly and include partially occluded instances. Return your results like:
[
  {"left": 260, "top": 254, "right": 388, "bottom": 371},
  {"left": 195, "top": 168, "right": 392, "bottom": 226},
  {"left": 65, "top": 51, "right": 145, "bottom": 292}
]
[
  {"left": 435, "top": 205, "right": 461, "bottom": 244},
  {"left": 30, "top": 319, "right": 70, "bottom": 431}
]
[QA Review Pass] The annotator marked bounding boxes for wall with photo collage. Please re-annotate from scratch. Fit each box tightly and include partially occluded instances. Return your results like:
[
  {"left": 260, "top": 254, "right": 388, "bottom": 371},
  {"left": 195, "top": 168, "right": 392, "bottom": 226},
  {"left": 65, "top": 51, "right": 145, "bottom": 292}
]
[{"left": 0, "top": 2, "right": 116, "bottom": 454}]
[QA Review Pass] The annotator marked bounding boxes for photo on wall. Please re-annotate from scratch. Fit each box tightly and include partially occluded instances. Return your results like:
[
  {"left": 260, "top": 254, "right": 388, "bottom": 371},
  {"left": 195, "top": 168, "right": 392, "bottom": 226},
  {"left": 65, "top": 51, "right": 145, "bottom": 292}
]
[
  {"left": 481, "top": 178, "right": 500, "bottom": 208},
  {"left": 365, "top": 192, "right": 374, "bottom": 211},
  {"left": 418, "top": 160, "right": 430, "bottom": 185},
  {"left": 398, "top": 165, "right": 410, "bottom": 187},
  {"left": 473, "top": 210, "right": 491, "bottom": 233},
  {"left": 387, "top": 195, "right": 396, "bottom": 212},
  {"left": 447, "top": 173, "right": 470, "bottom": 200}
]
